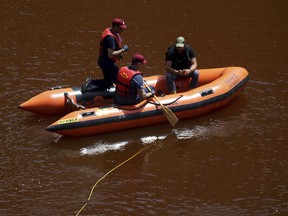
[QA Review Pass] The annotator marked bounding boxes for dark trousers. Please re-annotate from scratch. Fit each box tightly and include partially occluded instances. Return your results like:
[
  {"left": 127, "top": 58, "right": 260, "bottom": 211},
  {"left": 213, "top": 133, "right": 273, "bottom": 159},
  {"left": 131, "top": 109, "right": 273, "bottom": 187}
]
[{"left": 98, "top": 57, "right": 119, "bottom": 86}]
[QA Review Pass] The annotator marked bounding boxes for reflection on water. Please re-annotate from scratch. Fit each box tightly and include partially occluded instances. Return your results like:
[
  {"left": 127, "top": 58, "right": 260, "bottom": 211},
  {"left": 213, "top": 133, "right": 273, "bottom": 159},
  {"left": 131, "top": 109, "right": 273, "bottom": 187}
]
[
  {"left": 56, "top": 116, "right": 252, "bottom": 158},
  {"left": 2, "top": 0, "right": 288, "bottom": 215},
  {"left": 80, "top": 141, "right": 128, "bottom": 155},
  {"left": 140, "top": 135, "right": 168, "bottom": 144}
]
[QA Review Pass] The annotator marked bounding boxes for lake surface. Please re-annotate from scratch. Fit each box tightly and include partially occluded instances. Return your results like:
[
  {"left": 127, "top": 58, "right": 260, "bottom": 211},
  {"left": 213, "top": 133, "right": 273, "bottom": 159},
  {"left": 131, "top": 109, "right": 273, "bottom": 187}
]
[{"left": 1, "top": 0, "right": 287, "bottom": 215}]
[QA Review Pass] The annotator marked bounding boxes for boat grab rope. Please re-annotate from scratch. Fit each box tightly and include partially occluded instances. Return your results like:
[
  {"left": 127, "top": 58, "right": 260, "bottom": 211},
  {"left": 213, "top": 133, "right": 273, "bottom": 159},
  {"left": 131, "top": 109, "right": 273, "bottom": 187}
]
[
  {"left": 75, "top": 143, "right": 154, "bottom": 216},
  {"left": 117, "top": 95, "right": 183, "bottom": 111},
  {"left": 116, "top": 100, "right": 149, "bottom": 111},
  {"left": 149, "top": 95, "right": 183, "bottom": 106}
]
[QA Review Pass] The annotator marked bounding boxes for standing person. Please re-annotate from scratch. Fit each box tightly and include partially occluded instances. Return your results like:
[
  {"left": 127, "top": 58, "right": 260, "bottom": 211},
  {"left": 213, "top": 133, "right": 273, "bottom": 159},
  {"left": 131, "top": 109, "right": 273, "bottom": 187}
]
[
  {"left": 81, "top": 18, "right": 129, "bottom": 92},
  {"left": 114, "top": 54, "right": 154, "bottom": 106},
  {"left": 165, "top": 36, "right": 199, "bottom": 94}
]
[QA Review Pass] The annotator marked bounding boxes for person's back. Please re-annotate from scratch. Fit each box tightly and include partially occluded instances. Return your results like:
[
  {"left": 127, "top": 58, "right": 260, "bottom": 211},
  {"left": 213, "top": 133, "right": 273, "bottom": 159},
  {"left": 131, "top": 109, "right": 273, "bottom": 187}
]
[{"left": 114, "top": 54, "right": 153, "bottom": 106}]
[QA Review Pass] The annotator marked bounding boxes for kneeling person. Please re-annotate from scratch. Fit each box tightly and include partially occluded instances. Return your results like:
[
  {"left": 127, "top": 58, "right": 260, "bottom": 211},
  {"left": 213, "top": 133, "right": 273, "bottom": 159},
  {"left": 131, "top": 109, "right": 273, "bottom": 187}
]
[{"left": 114, "top": 54, "right": 154, "bottom": 106}]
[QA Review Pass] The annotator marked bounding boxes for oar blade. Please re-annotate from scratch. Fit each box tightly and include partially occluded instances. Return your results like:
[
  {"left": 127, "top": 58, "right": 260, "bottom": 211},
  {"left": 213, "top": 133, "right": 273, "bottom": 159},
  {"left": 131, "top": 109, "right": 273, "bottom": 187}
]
[
  {"left": 162, "top": 106, "right": 179, "bottom": 127},
  {"left": 144, "top": 81, "right": 178, "bottom": 127}
]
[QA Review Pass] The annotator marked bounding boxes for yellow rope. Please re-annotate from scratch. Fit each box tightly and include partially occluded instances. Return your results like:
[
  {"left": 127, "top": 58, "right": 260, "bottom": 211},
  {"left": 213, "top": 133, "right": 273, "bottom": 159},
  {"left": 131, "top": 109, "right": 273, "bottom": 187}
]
[{"left": 75, "top": 144, "right": 153, "bottom": 216}]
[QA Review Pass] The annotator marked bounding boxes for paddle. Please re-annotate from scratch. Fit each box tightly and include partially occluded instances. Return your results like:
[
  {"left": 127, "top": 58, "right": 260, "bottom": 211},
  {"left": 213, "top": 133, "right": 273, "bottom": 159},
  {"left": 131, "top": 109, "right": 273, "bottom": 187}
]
[{"left": 144, "top": 82, "right": 178, "bottom": 127}]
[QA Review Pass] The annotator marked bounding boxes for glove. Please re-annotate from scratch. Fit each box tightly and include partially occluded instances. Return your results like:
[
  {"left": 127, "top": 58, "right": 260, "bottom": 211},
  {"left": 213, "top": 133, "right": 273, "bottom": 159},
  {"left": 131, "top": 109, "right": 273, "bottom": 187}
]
[{"left": 122, "top": 45, "right": 129, "bottom": 52}]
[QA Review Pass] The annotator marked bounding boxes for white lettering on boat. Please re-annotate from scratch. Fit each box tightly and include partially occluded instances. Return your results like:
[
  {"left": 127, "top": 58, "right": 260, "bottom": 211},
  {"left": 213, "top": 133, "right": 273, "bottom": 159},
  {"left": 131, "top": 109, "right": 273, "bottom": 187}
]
[{"left": 224, "top": 73, "right": 240, "bottom": 87}]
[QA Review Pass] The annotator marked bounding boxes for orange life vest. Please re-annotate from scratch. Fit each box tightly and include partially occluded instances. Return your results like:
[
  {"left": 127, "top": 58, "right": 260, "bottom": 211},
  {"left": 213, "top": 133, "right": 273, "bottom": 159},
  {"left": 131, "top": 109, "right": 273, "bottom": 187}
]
[
  {"left": 116, "top": 66, "right": 142, "bottom": 96},
  {"left": 99, "top": 28, "right": 123, "bottom": 63}
]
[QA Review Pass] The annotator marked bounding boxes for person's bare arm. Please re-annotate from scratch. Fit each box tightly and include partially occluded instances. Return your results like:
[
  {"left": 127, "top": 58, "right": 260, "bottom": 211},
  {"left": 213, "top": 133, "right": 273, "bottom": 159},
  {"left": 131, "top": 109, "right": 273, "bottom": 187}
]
[
  {"left": 182, "top": 58, "right": 198, "bottom": 76},
  {"left": 138, "top": 88, "right": 153, "bottom": 100},
  {"left": 107, "top": 48, "right": 125, "bottom": 59},
  {"left": 165, "top": 60, "right": 183, "bottom": 75}
]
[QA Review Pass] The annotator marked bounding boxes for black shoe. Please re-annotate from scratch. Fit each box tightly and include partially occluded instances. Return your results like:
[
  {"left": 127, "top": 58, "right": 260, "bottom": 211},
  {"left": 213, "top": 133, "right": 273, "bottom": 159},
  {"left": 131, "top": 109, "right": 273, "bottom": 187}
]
[{"left": 81, "top": 77, "right": 92, "bottom": 93}]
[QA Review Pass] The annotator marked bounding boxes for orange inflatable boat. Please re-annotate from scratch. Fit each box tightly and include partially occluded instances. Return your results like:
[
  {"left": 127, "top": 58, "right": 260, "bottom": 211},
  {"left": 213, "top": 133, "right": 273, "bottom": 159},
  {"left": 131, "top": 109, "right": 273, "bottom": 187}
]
[{"left": 46, "top": 67, "right": 249, "bottom": 137}]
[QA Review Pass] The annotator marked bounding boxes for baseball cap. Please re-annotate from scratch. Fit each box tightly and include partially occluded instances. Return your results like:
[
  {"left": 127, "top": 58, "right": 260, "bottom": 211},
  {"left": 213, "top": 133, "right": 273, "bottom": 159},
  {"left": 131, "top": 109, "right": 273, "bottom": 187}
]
[
  {"left": 132, "top": 53, "right": 147, "bottom": 64},
  {"left": 176, "top": 36, "right": 185, "bottom": 47},
  {"left": 112, "top": 18, "right": 127, "bottom": 29}
]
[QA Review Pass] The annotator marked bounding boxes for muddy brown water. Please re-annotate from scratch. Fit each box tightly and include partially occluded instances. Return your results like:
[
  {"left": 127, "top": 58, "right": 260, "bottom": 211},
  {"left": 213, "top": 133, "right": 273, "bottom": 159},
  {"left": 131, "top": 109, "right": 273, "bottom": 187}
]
[{"left": 1, "top": 1, "right": 287, "bottom": 215}]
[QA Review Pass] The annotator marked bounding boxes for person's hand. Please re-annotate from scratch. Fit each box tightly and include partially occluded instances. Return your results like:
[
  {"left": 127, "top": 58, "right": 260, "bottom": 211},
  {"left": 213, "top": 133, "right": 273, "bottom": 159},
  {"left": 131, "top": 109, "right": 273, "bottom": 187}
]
[
  {"left": 122, "top": 45, "right": 129, "bottom": 52},
  {"left": 148, "top": 92, "right": 154, "bottom": 98},
  {"left": 182, "top": 69, "right": 191, "bottom": 76},
  {"left": 178, "top": 70, "right": 184, "bottom": 76},
  {"left": 145, "top": 89, "right": 155, "bottom": 99}
]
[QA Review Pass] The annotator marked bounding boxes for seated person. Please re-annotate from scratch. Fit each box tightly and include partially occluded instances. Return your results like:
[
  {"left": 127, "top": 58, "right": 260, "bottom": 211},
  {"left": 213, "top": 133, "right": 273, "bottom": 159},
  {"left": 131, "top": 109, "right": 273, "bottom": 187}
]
[
  {"left": 114, "top": 53, "right": 154, "bottom": 106},
  {"left": 165, "top": 36, "right": 199, "bottom": 94}
]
